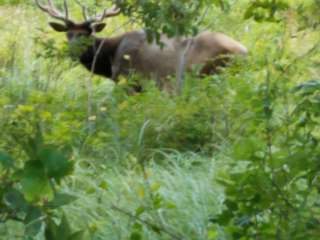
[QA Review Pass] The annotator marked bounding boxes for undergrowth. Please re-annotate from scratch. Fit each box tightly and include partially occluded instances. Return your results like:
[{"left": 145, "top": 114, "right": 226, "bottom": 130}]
[{"left": 1, "top": 1, "right": 320, "bottom": 239}]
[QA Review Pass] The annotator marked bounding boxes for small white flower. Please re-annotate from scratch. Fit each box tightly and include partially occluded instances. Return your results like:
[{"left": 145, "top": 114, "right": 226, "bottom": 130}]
[
  {"left": 88, "top": 115, "right": 97, "bottom": 121},
  {"left": 100, "top": 107, "right": 107, "bottom": 112},
  {"left": 123, "top": 54, "right": 131, "bottom": 60}
]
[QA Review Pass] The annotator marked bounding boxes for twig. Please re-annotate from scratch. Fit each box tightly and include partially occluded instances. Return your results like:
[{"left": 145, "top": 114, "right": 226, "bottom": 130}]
[
  {"left": 86, "top": 18, "right": 135, "bottom": 133},
  {"left": 111, "top": 205, "right": 184, "bottom": 240},
  {"left": 176, "top": 38, "right": 192, "bottom": 95}
]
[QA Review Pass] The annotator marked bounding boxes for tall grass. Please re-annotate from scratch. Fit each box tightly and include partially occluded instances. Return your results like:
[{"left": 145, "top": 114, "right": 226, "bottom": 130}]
[
  {"left": 1, "top": 1, "right": 320, "bottom": 239},
  {"left": 61, "top": 153, "right": 223, "bottom": 239}
]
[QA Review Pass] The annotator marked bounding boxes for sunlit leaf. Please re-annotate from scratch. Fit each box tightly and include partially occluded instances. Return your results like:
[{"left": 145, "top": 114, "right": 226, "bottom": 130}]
[
  {"left": 20, "top": 161, "right": 53, "bottom": 202},
  {"left": 135, "top": 206, "right": 145, "bottom": 216}
]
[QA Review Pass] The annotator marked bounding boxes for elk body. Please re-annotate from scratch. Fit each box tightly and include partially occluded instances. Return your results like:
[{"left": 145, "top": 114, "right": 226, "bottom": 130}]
[{"left": 35, "top": 0, "right": 248, "bottom": 90}]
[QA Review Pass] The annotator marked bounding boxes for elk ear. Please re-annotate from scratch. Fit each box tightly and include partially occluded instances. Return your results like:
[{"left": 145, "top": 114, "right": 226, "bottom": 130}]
[
  {"left": 92, "top": 23, "right": 106, "bottom": 33},
  {"left": 49, "top": 22, "right": 68, "bottom": 32}
]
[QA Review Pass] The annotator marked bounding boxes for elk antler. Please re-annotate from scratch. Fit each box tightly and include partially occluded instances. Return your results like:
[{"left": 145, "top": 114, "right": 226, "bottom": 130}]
[
  {"left": 35, "top": 0, "right": 71, "bottom": 24},
  {"left": 86, "top": 5, "right": 121, "bottom": 23},
  {"left": 75, "top": 0, "right": 89, "bottom": 21},
  {"left": 36, "top": 0, "right": 121, "bottom": 24},
  {"left": 96, "top": 5, "right": 121, "bottom": 21}
]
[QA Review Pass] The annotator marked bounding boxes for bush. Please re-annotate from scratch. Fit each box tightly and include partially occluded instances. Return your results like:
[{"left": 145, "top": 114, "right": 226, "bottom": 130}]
[{"left": 1, "top": 1, "right": 320, "bottom": 239}]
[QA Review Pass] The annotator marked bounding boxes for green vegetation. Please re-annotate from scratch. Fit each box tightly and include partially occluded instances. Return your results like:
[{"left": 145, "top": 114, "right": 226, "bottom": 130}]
[{"left": 1, "top": 0, "right": 320, "bottom": 239}]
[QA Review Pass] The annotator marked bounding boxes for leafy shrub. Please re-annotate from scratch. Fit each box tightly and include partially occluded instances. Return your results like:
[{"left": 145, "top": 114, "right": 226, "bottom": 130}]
[{"left": 0, "top": 1, "right": 320, "bottom": 239}]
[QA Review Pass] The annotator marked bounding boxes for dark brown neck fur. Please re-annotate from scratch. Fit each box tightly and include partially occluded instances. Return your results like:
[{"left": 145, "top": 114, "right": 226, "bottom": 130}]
[{"left": 79, "top": 37, "right": 122, "bottom": 78}]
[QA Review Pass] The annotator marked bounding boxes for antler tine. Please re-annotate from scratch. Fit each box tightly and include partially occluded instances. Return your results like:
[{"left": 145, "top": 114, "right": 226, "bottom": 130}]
[
  {"left": 35, "top": 0, "right": 70, "bottom": 23},
  {"left": 82, "top": 7, "right": 89, "bottom": 21},
  {"left": 98, "top": 5, "right": 121, "bottom": 21},
  {"left": 86, "top": 5, "right": 120, "bottom": 23},
  {"left": 63, "top": 0, "right": 69, "bottom": 19},
  {"left": 75, "top": 0, "right": 89, "bottom": 21}
]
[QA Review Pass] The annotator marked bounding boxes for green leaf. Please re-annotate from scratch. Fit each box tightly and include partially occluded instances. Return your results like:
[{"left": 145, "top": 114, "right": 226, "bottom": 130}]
[
  {"left": 3, "top": 189, "right": 28, "bottom": 211},
  {"left": 98, "top": 180, "right": 109, "bottom": 190},
  {"left": 45, "top": 214, "right": 75, "bottom": 240},
  {"left": 132, "top": 223, "right": 143, "bottom": 231},
  {"left": 130, "top": 232, "right": 142, "bottom": 240},
  {"left": 68, "top": 230, "right": 85, "bottom": 240},
  {"left": 212, "top": 208, "right": 234, "bottom": 225},
  {"left": 152, "top": 193, "right": 163, "bottom": 209},
  {"left": 232, "top": 137, "right": 264, "bottom": 160},
  {"left": 39, "top": 147, "right": 73, "bottom": 181},
  {"left": 20, "top": 161, "right": 53, "bottom": 202},
  {"left": 293, "top": 80, "right": 320, "bottom": 96},
  {"left": 56, "top": 214, "right": 72, "bottom": 240},
  {"left": 0, "top": 152, "right": 14, "bottom": 169},
  {"left": 165, "top": 201, "right": 177, "bottom": 209},
  {"left": 150, "top": 224, "right": 161, "bottom": 234},
  {"left": 45, "top": 193, "right": 77, "bottom": 209},
  {"left": 25, "top": 206, "right": 43, "bottom": 236},
  {"left": 208, "top": 228, "right": 218, "bottom": 240},
  {"left": 135, "top": 206, "right": 145, "bottom": 216},
  {"left": 45, "top": 218, "right": 59, "bottom": 240}
]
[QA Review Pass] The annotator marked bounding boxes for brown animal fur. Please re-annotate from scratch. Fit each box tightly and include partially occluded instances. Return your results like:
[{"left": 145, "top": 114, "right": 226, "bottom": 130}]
[
  {"left": 35, "top": 1, "right": 248, "bottom": 91},
  {"left": 112, "top": 31, "right": 248, "bottom": 83}
]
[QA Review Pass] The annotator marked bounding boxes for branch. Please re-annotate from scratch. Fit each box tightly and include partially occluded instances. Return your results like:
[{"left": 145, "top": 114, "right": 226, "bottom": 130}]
[{"left": 111, "top": 205, "right": 184, "bottom": 240}]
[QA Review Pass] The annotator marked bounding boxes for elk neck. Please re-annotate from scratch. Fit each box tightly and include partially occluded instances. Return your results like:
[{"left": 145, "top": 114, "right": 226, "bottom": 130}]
[{"left": 79, "top": 36, "right": 121, "bottom": 79}]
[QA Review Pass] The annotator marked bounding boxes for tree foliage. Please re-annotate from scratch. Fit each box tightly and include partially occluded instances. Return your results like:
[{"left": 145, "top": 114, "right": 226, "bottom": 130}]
[
  {"left": 0, "top": 0, "right": 320, "bottom": 239},
  {"left": 114, "top": 0, "right": 229, "bottom": 40}
]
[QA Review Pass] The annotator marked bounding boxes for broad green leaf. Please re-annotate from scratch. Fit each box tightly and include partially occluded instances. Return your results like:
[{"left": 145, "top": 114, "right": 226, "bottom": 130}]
[
  {"left": 45, "top": 193, "right": 77, "bottom": 209},
  {"left": 45, "top": 214, "right": 74, "bottom": 240},
  {"left": 25, "top": 206, "right": 43, "bottom": 236},
  {"left": 39, "top": 147, "right": 73, "bottom": 181},
  {"left": 56, "top": 214, "right": 72, "bottom": 240},
  {"left": 20, "top": 161, "right": 53, "bottom": 202},
  {"left": 45, "top": 218, "right": 59, "bottom": 240},
  {"left": 3, "top": 189, "right": 28, "bottom": 211}
]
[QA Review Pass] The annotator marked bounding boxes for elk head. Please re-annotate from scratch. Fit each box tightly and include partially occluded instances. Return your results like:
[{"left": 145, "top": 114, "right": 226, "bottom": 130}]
[{"left": 35, "top": 0, "right": 120, "bottom": 44}]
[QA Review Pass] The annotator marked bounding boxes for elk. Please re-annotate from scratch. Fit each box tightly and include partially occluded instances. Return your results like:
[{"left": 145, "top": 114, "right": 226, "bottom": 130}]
[{"left": 35, "top": 0, "right": 248, "bottom": 91}]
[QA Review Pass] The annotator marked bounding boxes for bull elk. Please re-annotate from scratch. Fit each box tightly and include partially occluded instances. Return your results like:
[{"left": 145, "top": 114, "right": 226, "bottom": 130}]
[{"left": 35, "top": 0, "right": 248, "bottom": 91}]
